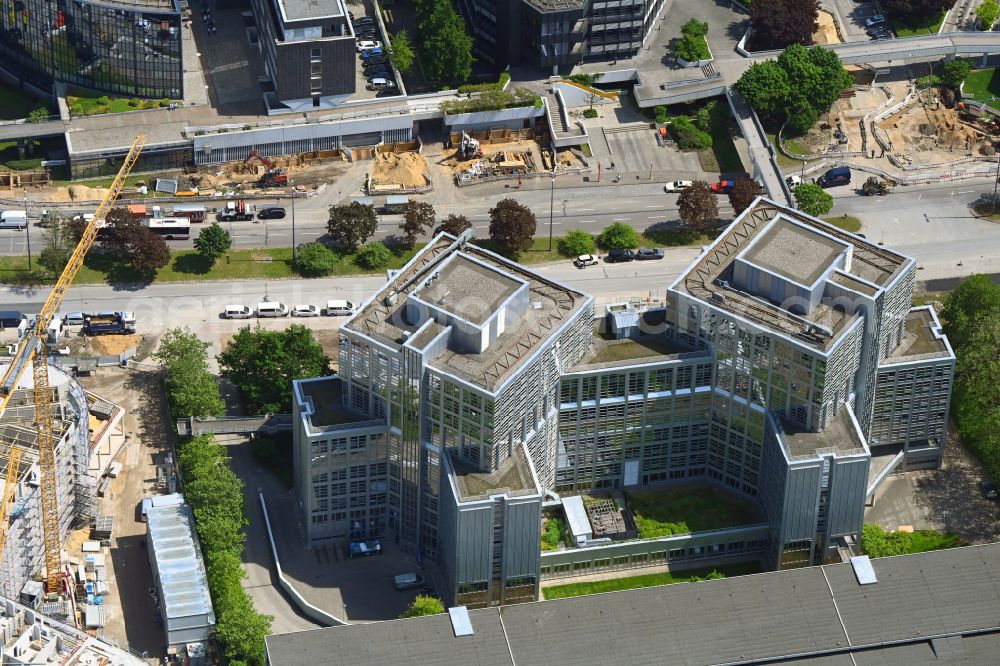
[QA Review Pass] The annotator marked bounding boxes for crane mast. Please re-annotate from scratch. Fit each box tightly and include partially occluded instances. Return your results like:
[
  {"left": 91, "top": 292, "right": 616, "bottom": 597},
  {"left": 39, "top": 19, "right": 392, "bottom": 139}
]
[{"left": 0, "top": 134, "right": 146, "bottom": 591}]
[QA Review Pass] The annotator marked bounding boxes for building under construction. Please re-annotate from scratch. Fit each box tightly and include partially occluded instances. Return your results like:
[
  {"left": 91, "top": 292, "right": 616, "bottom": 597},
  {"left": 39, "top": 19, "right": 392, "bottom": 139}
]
[{"left": 0, "top": 361, "right": 124, "bottom": 601}]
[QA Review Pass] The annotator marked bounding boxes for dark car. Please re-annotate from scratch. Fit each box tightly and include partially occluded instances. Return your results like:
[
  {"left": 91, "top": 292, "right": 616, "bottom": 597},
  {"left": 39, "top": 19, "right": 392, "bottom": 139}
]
[
  {"left": 376, "top": 88, "right": 397, "bottom": 97},
  {"left": 348, "top": 539, "right": 381, "bottom": 558},
  {"left": 711, "top": 180, "right": 736, "bottom": 193},
  {"left": 363, "top": 59, "right": 387, "bottom": 69},
  {"left": 635, "top": 248, "right": 664, "bottom": 261},
  {"left": 352, "top": 17, "right": 375, "bottom": 27},
  {"left": 817, "top": 166, "right": 851, "bottom": 188},
  {"left": 981, "top": 480, "right": 998, "bottom": 500},
  {"left": 257, "top": 206, "right": 286, "bottom": 220},
  {"left": 606, "top": 248, "right": 635, "bottom": 263}
]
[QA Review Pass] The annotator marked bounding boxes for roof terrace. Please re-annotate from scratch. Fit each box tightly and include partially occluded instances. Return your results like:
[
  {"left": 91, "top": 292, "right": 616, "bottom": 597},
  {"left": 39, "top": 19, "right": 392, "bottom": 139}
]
[
  {"left": 777, "top": 405, "right": 867, "bottom": 461},
  {"left": 296, "top": 377, "right": 372, "bottom": 430},
  {"left": 449, "top": 446, "right": 538, "bottom": 502},
  {"left": 883, "top": 307, "right": 953, "bottom": 364},
  {"left": 741, "top": 216, "right": 848, "bottom": 288}
]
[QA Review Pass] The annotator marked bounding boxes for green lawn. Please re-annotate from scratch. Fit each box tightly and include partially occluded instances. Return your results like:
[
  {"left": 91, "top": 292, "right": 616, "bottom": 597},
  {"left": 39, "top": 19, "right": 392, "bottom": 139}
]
[
  {"left": 476, "top": 227, "right": 711, "bottom": 266},
  {"left": 0, "top": 81, "right": 49, "bottom": 121},
  {"left": 766, "top": 132, "right": 807, "bottom": 169},
  {"left": 862, "top": 523, "right": 966, "bottom": 558},
  {"left": 962, "top": 68, "right": 1000, "bottom": 110},
  {"left": 821, "top": 215, "right": 862, "bottom": 233},
  {"left": 542, "top": 561, "right": 762, "bottom": 599},
  {"left": 67, "top": 91, "right": 178, "bottom": 117},
  {"left": 0, "top": 243, "right": 425, "bottom": 286},
  {"left": 627, "top": 485, "right": 761, "bottom": 539},
  {"left": 891, "top": 10, "right": 947, "bottom": 37}
]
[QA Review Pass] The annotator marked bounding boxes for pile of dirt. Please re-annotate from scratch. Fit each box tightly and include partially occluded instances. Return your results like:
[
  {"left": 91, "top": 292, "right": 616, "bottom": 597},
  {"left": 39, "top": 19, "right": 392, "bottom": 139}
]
[
  {"left": 812, "top": 11, "right": 841, "bottom": 45},
  {"left": 67, "top": 185, "right": 108, "bottom": 201},
  {"left": 89, "top": 334, "right": 142, "bottom": 356},
  {"left": 371, "top": 152, "right": 428, "bottom": 188}
]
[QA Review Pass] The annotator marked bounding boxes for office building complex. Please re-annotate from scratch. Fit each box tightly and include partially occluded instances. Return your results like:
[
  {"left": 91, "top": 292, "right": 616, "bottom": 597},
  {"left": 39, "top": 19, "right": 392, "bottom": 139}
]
[
  {"left": 460, "top": 0, "right": 667, "bottom": 68},
  {"left": 291, "top": 198, "right": 954, "bottom": 609},
  {"left": 248, "top": 0, "right": 357, "bottom": 111},
  {"left": 0, "top": 0, "right": 182, "bottom": 98}
]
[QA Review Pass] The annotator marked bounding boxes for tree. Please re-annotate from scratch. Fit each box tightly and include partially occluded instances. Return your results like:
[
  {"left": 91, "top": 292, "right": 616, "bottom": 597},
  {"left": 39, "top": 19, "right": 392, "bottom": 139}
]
[
  {"left": 941, "top": 274, "right": 1000, "bottom": 348},
  {"left": 978, "top": 0, "right": 999, "bottom": 29},
  {"left": 734, "top": 61, "right": 792, "bottom": 122},
  {"left": 558, "top": 230, "right": 596, "bottom": 257},
  {"left": 881, "top": 0, "right": 952, "bottom": 26},
  {"left": 488, "top": 198, "right": 536, "bottom": 254},
  {"left": 100, "top": 207, "right": 170, "bottom": 276},
  {"left": 193, "top": 222, "right": 232, "bottom": 265},
  {"left": 668, "top": 115, "right": 713, "bottom": 150},
  {"left": 793, "top": 183, "right": 834, "bottom": 217},
  {"left": 155, "top": 328, "right": 225, "bottom": 418},
  {"left": 677, "top": 181, "right": 718, "bottom": 233},
  {"left": 419, "top": 0, "right": 474, "bottom": 83},
  {"left": 596, "top": 222, "right": 639, "bottom": 250},
  {"left": 750, "top": 0, "right": 819, "bottom": 50},
  {"left": 434, "top": 214, "right": 472, "bottom": 236},
  {"left": 390, "top": 29, "right": 415, "bottom": 74},
  {"left": 293, "top": 242, "right": 339, "bottom": 277},
  {"left": 355, "top": 242, "right": 393, "bottom": 270},
  {"left": 327, "top": 202, "right": 377, "bottom": 252},
  {"left": 941, "top": 59, "right": 972, "bottom": 91},
  {"left": 38, "top": 214, "right": 74, "bottom": 273},
  {"left": 400, "top": 201, "right": 435, "bottom": 248},
  {"left": 728, "top": 178, "right": 760, "bottom": 215},
  {"left": 399, "top": 595, "right": 445, "bottom": 618},
  {"left": 218, "top": 325, "right": 331, "bottom": 413}
]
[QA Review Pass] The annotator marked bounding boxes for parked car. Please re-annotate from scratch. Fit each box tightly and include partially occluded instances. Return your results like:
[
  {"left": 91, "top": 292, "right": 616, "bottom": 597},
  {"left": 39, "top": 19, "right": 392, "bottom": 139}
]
[
  {"left": 224, "top": 305, "right": 253, "bottom": 319},
  {"left": 352, "top": 17, "right": 375, "bottom": 27},
  {"left": 663, "top": 180, "right": 693, "bottom": 193},
  {"left": 363, "top": 59, "right": 387, "bottom": 70},
  {"left": 393, "top": 573, "right": 425, "bottom": 590},
  {"left": 574, "top": 254, "right": 600, "bottom": 268},
  {"left": 711, "top": 180, "right": 736, "bottom": 194},
  {"left": 292, "top": 304, "right": 321, "bottom": 317},
  {"left": 368, "top": 78, "right": 396, "bottom": 91},
  {"left": 326, "top": 300, "right": 356, "bottom": 316},
  {"left": 357, "top": 40, "right": 382, "bottom": 52},
  {"left": 635, "top": 248, "right": 665, "bottom": 260},
  {"left": 864, "top": 14, "right": 886, "bottom": 27},
  {"left": 376, "top": 88, "right": 397, "bottom": 97},
  {"left": 981, "top": 480, "right": 998, "bottom": 500},
  {"left": 360, "top": 48, "right": 384, "bottom": 60},
  {"left": 62, "top": 312, "right": 86, "bottom": 326},
  {"left": 257, "top": 206, "right": 286, "bottom": 220},
  {"left": 606, "top": 248, "right": 635, "bottom": 263},
  {"left": 349, "top": 539, "right": 381, "bottom": 558},
  {"left": 818, "top": 166, "right": 851, "bottom": 188},
  {"left": 366, "top": 69, "right": 391, "bottom": 80}
]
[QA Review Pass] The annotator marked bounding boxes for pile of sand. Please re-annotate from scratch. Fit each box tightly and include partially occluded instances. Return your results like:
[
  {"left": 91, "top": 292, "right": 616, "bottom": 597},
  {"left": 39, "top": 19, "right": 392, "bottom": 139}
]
[
  {"left": 812, "top": 11, "right": 841, "bottom": 46},
  {"left": 89, "top": 334, "right": 142, "bottom": 356},
  {"left": 371, "top": 152, "right": 428, "bottom": 188},
  {"left": 67, "top": 185, "right": 108, "bottom": 201}
]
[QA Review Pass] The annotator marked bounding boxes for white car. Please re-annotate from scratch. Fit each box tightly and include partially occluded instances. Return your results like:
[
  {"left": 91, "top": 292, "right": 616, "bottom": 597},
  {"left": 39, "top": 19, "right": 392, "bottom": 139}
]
[
  {"left": 291, "top": 304, "right": 321, "bottom": 317},
  {"left": 357, "top": 40, "right": 382, "bottom": 52},
  {"left": 663, "top": 180, "right": 693, "bottom": 193},
  {"left": 864, "top": 15, "right": 885, "bottom": 27},
  {"left": 785, "top": 175, "right": 803, "bottom": 188},
  {"left": 574, "top": 254, "right": 600, "bottom": 268}
]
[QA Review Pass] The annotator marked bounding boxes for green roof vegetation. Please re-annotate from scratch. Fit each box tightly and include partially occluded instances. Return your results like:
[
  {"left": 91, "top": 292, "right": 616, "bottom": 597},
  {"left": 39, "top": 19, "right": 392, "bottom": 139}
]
[{"left": 628, "top": 485, "right": 761, "bottom": 539}]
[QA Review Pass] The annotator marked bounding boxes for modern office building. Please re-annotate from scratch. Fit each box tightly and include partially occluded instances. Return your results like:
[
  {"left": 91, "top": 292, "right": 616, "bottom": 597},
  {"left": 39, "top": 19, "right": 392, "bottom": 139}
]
[
  {"left": 247, "top": 0, "right": 357, "bottom": 111},
  {"left": 290, "top": 198, "right": 954, "bottom": 608},
  {"left": 0, "top": 0, "right": 183, "bottom": 98},
  {"left": 459, "top": 0, "right": 668, "bottom": 68}
]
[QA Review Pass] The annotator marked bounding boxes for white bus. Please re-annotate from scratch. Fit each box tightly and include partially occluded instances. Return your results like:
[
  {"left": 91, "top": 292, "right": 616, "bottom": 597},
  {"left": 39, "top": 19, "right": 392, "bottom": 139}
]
[{"left": 143, "top": 217, "right": 191, "bottom": 240}]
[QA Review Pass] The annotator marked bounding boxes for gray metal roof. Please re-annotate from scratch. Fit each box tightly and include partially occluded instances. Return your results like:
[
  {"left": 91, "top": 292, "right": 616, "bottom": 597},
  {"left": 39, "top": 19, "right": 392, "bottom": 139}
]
[
  {"left": 147, "top": 504, "right": 215, "bottom": 622},
  {"left": 266, "top": 543, "right": 1000, "bottom": 666}
]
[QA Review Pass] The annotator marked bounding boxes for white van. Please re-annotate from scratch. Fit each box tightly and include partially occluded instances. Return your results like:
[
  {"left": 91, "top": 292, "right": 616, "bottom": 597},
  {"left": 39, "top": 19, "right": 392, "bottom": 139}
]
[
  {"left": 326, "top": 299, "right": 355, "bottom": 316},
  {"left": 0, "top": 210, "right": 27, "bottom": 229},
  {"left": 256, "top": 301, "right": 289, "bottom": 318},
  {"left": 368, "top": 77, "right": 394, "bottom": 90},
  {"left": 225, "top": 304, "right": 253, "bottom": 319}
]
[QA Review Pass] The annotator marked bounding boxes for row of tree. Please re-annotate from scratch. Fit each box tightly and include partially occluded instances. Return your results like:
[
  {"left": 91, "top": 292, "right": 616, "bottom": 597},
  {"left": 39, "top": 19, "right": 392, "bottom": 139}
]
[
  {"left": 178, "top": 434, "right": 273, "bottom": 665},
  {"left": 940, "top": 275, "right": 1000, "bottom": 484},
  {"left": 154, "top": 327, "right": 225, "bottom": 418},
  {"left": 412, "top": 0, "right": 474, "bottom": 83}
]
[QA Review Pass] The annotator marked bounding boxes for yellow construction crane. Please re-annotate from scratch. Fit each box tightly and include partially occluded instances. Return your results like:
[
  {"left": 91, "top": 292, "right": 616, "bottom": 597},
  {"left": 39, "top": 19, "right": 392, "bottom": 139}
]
[{"left": 0, "top": 134, "right": 146, "bottom": 591}]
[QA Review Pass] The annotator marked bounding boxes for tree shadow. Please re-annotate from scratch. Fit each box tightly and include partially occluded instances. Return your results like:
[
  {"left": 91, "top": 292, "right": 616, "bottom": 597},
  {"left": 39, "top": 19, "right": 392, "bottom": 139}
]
[
  {"left": 84, "top": 252, "right": 155, "bottom": 287},
  {"left": 645, "top": 221, "right": 702, "bottom": 246},
  {"left": 726, "top": 19, "right": 750, "bottom": 41},
  {"left": 172, "top": 253, "right": 213, "bottom": 275}
]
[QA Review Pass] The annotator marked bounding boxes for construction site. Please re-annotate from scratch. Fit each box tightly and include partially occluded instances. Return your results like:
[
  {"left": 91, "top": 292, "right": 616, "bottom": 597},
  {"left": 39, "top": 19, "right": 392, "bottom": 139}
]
[{"left": 441, "top": 126, "right": 587, "bottom": 185}]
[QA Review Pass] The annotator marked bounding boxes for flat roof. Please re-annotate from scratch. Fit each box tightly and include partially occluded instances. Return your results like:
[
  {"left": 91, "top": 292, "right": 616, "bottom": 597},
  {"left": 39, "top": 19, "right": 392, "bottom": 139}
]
[
  {"left": 414, "top": 253, "right": 524, "bottom": 326},
  {"left": 278, "top": 0, "right": 344, "bottom": 22},
  {"left": 449, "top": 446, "right": 538, "bottom": 502},
  {"left": 297, "top": 378, "right": 371, "bottom": 428},
  {"left": 673, "top": 199, "right": 910, "bottom": 353},
  {"left": 266, "top": 542, "right": 1000, "bottom": 666},
  {"left": 741, "top": 216, "right": 847, "bottom": 287},
  {"left": 778, "top": 404, "right": 866, "bottom": 460},
  {"left": 574, "top": 329, "right": 693, "bottom": 368},
  {"left": 829, "top": 271, "right": 878, "bottom": 296},
  {"left": 884, "top": 307, "right": 952, "bottom": 364},
  {"left": 146, "top": 504, "right": 214, "bottom": 622},
  {"left": 347, "top": 235, "right": 589, "bottom": 391}
]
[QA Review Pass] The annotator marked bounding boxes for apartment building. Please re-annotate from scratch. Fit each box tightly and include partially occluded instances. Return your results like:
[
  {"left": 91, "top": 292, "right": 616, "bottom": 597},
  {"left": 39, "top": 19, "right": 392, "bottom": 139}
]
[
  {"left": 248, "top": 0, "right": 356, "bottom": 111},
  {"left": 291, "top": 198, "right": 955, "bottom": 607}
]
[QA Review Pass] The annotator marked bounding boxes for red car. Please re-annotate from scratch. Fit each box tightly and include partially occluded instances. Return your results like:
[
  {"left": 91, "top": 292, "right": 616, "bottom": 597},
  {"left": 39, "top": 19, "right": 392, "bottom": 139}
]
[{"left": 711, "top": 180, "right": 736, "bottom": 193}]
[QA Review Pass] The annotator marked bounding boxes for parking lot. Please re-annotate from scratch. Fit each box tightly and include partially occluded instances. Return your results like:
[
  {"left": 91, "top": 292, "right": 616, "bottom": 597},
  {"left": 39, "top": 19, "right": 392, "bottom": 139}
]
[
  {"left": 828, "top": 0, "right": 892, "bottom": 41},
  {"left": 349, "top": 0, "right": 400, "bottom": 101}
]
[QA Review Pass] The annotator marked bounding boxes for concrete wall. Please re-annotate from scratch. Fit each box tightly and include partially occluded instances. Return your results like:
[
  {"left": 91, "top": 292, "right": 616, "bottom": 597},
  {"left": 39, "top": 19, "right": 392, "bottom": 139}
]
[
  {"left": 826, "top": 455, "right": 869, "bottom": 538},
  {"left": 502, "top": 496, "right": 542, "bottom": 581}
]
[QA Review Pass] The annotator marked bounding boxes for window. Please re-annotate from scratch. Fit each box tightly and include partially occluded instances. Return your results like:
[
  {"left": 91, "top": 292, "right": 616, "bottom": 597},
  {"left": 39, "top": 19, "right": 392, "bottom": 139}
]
[{"left": 311, "top": 47, "right": 322, "bottom": 58}]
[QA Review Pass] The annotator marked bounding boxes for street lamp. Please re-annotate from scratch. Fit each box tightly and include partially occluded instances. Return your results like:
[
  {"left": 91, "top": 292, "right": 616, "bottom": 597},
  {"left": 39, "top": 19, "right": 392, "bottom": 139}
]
[
  {"left": 291, "top": 179, "right": 297, "bottom": 262},
  {"left": 23, "top": 188, "right": 32, "bottom": 271},
  {"left": 548, "top": 173, "right": 555, "bottom": 252}
]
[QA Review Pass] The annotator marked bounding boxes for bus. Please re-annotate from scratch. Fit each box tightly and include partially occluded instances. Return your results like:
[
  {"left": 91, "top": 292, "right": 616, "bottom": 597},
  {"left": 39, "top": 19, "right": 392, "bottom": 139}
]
[{"left": 143, "top": 217, "right": 191, "bottom": 240}]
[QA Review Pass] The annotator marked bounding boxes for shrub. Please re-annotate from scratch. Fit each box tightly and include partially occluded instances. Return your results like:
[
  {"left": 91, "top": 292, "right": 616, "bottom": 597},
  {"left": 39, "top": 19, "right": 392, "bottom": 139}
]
[
  {"left": 294, "top": 242, "right": 339, "bottom": 276},
  {"left": 915, "top": 74, "right": 942, "bottom": 89},
  {"left": 654, "top": 105, "right": 668, "bottom": 124},
  {"left": 27, "top": 104, "right": 50, "bottom": 123},
  {"left": 674, "top": 20, "right": 711, "bottom": 62},
  {"left": 941, "top": 59, "right": 972, "bottom": 90},
  {"left": 597, "top": 222, "right": 639, "bottom": 250},
  {"left": 96, "top": 96, "right": 110, "bottom": 105},
  {"left": 583, "top": 108, "right": 598, "bottom": 118},
  {"left": 457, "top": 72, "right": 511, "bottom": 93},
  {"left": 979, "top": 0, "right": 1000, "bottom": 28},
  {"left": 669, "top": 115, "right": 713, "bottom": 150},
  {"left": 558, "top": 230, "right": 596, "bottom": 257},
  {"left": 541, "top": 515, "right": 567, "bottom": 550},
  {"left": 400, "top": 595, "right": 445, "bottom": 618},
  {"left": 355, "top": 242, "right": 393, "bottom": 269}
]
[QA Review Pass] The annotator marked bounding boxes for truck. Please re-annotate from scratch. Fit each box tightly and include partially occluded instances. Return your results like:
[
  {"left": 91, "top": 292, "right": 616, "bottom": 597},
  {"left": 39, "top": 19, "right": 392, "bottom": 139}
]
[
  {"left": 0, "top": 210, "right": 27, "bottom": 230},
  {"left": 83, "top": 311, "right": 136, "bottom": 336},
  {"left": 218, "top": 200, "right": 254, "bottom": 221}
]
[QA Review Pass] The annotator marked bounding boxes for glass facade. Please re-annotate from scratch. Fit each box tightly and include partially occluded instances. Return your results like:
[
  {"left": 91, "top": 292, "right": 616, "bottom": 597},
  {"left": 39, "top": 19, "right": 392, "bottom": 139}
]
[{"left": 0, "top": 0, "right": 182, "bottom": 98}]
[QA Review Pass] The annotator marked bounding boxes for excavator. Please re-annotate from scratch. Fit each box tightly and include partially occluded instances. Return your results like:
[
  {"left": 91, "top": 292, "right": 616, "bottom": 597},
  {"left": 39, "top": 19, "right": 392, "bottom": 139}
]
[
  {"left": 244, "top": 149, "right": 289, "bottom": 188},
  {"left": 0, "top": 134, "right": 147, "bottom": 593}
]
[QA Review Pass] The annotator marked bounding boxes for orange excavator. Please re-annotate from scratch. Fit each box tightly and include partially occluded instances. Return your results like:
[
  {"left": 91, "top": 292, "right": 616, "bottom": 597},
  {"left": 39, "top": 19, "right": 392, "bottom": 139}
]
[{"left": 244, "top": 149, "right": 289, "bottom": 187}]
